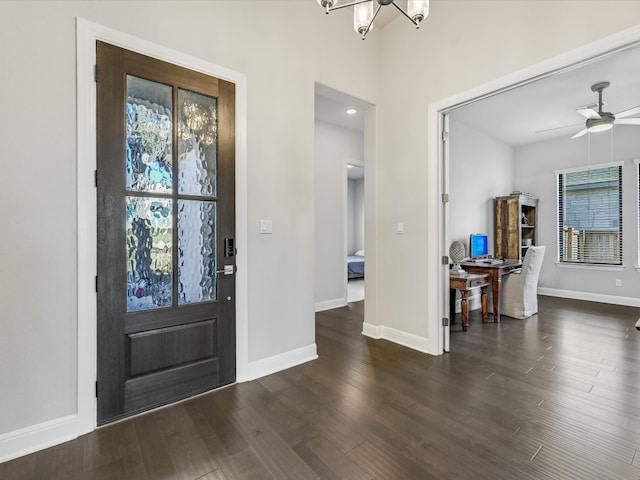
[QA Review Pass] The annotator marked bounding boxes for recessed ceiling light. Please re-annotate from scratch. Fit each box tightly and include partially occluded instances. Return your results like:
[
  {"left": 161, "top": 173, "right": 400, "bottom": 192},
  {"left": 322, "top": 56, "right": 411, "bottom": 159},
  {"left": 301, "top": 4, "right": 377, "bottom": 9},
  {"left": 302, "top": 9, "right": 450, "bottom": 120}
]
[{"left": 346, "top": 108, "right": 357, "bottom": 115}]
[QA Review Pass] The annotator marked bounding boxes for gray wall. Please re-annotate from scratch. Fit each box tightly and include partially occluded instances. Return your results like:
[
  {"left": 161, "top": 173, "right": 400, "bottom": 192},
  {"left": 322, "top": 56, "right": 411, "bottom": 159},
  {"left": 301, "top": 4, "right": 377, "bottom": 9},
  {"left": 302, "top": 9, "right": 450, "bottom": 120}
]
[
  {"left": 515, "top": 129, "right": 639, "bottom": 299},
  {"left": 449, "top": 118, "right": 515, "bottom": 255},
  {"left": 450, "top": 118, "right": 639, "bottom": 302}
]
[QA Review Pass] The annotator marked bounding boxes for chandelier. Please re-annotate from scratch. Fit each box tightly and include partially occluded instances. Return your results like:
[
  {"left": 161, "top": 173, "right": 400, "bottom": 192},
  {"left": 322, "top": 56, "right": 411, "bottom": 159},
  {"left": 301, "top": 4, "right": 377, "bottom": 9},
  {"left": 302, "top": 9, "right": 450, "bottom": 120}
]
[{"left": 317, "top": 0, "right": 429, "bottom": 39}]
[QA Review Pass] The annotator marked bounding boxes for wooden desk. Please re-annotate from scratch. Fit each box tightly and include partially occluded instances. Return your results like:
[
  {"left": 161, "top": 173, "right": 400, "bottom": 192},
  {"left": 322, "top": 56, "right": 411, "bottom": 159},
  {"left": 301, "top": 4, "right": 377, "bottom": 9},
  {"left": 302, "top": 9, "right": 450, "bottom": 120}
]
[
  {"left": 449, "top": 273, "right": 489, "bottom": 331},
  {"left": 460, "top": 260, "right": 522, "bottom": 323}
]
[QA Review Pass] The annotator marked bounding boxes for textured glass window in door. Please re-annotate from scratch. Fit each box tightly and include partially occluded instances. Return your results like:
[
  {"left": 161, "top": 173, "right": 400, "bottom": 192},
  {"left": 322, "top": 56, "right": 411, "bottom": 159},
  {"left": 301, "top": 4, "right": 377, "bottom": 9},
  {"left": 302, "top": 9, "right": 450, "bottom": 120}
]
[
  {"left": 126, "top": 76, "right": 173, "bottom": 193},
  {"left": 126, "top": 197, "right": 173, "bottom": 311},
  {"left": 178, "top": 200, "right": 217, "bottom": 304},
  {"left": 178, "top": 89, "right": 217, "bottom": 197}
]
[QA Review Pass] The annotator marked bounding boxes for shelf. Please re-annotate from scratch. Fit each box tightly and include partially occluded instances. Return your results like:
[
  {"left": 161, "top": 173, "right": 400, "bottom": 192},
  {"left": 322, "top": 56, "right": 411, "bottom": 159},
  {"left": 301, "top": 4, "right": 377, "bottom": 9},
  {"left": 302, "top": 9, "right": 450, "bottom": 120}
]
[{"left": 495, "top": 194, "right": 538, "bottom": 262}]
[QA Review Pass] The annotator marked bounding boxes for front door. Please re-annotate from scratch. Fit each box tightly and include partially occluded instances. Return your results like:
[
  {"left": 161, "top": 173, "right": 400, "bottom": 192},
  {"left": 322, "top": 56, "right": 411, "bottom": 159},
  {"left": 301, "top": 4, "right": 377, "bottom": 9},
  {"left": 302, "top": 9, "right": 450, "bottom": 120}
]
[{"left": 96, "top": 41, "right": 236, "bottom": 424}]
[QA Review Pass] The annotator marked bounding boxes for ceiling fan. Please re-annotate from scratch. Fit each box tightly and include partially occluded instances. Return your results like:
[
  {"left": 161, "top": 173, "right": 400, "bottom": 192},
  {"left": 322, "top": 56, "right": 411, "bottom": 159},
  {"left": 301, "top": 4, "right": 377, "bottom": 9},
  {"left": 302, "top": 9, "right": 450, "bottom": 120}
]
[{"left": 570, "top": 81, "right": 640, "bottom": 138}]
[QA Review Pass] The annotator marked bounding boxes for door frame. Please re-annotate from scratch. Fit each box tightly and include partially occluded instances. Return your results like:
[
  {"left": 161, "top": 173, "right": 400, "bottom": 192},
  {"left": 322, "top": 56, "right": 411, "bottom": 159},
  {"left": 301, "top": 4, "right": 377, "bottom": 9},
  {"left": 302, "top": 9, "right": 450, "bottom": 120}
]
[
  {"left": 428, "top": 26, "right": 640, "bottom": 354},
  {"left": 76, "top": 18, "right": 248, "bottom": 434}
]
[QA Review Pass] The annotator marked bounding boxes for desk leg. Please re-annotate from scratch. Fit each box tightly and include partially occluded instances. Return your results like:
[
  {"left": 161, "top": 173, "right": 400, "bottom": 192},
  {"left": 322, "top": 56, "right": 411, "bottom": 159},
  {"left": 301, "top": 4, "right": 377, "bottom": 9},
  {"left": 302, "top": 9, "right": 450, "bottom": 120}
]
[
  {"left": 460, "top": 290, "right": 469, "bottom": 331},
  {"left": 481, "top": 285, "right": 488, "bottom": 323},
  {"left": 491, "top": 274, "right": 501, "bottom": 323},
  {"left": 449, "top": 288, "right": 456, "bottom": 325}
]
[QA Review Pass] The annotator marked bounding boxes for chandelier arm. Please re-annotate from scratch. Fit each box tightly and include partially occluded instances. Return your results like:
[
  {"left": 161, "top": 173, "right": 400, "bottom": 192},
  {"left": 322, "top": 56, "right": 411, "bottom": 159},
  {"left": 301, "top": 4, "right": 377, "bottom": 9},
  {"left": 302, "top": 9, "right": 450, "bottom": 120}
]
[
  {"left": 391, "top": 1, "right": 419, "bottom": 26},
  {"left": 361, "top": 4, "right": 383, "bottom": 39},
  {"left": 328, "top": 0, "right": 373, "bottom": 12}
]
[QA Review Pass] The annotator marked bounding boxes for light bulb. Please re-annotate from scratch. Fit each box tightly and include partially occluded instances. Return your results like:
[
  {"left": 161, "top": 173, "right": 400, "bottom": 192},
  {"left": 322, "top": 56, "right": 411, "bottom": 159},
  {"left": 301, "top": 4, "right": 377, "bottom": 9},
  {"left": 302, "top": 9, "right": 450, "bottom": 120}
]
[
  {"left": 354, "top": 2, "right": 374, "bottom": 36},
  {"left": 407, "top": 0, "right": 429, "bottom": 25}
]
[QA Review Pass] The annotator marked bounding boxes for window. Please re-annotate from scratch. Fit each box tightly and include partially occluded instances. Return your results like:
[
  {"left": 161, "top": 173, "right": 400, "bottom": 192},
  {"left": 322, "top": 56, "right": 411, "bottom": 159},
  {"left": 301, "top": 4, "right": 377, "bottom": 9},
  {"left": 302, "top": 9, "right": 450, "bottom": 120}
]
[{"left": 557, "top": 163, "right": 623, "bottom": 265}]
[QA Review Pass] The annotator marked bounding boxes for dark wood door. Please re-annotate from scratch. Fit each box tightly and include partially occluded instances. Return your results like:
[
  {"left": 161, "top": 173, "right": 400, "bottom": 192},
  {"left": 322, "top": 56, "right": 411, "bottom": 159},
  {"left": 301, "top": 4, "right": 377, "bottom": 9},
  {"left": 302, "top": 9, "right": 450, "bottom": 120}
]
[{"left": 96, "top": 41, "right": 236, "bottom": 424}]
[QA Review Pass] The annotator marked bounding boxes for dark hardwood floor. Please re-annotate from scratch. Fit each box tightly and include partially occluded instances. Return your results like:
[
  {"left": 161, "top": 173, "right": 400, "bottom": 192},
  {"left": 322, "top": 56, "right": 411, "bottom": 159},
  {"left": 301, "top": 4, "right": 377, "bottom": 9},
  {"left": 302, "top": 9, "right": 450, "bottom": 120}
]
[{"left": 3, "top": 296, "right": 640, "bottom": 479}]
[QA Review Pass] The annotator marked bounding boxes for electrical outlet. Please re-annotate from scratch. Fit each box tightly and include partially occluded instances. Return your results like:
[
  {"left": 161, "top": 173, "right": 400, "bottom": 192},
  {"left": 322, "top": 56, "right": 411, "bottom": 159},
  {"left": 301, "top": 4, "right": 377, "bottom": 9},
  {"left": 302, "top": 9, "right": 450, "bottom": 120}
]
[{"left": 615, "top": 279, "right": 622, "bottom": 287}]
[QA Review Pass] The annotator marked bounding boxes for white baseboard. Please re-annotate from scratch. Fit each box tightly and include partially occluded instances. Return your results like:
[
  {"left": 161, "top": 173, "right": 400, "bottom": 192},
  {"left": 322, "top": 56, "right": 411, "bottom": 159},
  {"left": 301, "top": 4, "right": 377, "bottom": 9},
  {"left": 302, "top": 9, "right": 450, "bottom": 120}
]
[
  {"left": 538, "top": 288, "right": 640, "bottom": 308},
  {"left": 242, "top": 343, "right": 318, "bottom": 382},
  {"left": 315, "top": 298, "right": 347, "bottom": 312},
  {"left": 0, "top": 414, "right": 79, "bottom": 464},
  {"left": 362, "top": 322, "right": 382, "bottom": 339},
  {"left": 362, "top": 323, "right": 431, "bottom": 354}
]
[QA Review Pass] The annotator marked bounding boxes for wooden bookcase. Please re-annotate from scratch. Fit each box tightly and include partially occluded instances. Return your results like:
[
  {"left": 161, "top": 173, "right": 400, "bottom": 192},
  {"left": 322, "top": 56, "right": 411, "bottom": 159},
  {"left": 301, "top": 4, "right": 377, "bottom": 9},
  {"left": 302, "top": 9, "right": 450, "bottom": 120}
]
[{"left": 495, "top": 194, "right": 538, "bottom": 261}]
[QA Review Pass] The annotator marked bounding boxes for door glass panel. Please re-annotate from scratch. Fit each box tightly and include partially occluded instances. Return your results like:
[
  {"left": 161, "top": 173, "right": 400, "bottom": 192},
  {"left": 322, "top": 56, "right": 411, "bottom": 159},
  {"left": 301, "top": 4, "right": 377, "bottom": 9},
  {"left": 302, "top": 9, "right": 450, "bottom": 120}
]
[
  {"left": 178, "top": 89, "right": 217, "bottom": 197},
  {"left": 126, "top": 196, "right": 173, "bottom": 311},
  {"left": 126, "top": 76, "right": 173, "bottom": 193},
  {"left": 178, "top": 200, "right": 217, "bottom": 304}
]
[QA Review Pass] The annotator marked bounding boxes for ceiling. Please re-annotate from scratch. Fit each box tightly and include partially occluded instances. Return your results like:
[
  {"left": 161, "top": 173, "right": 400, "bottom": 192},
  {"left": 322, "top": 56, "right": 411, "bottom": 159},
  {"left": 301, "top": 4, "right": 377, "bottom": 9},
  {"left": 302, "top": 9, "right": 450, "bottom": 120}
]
[
  {"left": 450, "top": 43, "right": 640, "bottom": 147},
  {"left": 315, "top": 83, "right": 369, "bottom": 134},
  {"left": 315, "top": 35, "right": 640, "bottom": 149},
  {"left": 315, "top": 84, "right": 370, "bottom": 180}
]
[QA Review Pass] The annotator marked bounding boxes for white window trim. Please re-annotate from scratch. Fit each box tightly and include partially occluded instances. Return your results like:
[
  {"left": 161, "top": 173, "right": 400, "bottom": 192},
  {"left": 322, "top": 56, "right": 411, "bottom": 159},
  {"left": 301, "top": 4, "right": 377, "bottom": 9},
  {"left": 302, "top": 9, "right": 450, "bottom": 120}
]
[
  {"left": 555, "top": 262, "right": 625, "bottom": 272},
  {"left": 554, "top": 160, "right": 624, "bottom": 176}
]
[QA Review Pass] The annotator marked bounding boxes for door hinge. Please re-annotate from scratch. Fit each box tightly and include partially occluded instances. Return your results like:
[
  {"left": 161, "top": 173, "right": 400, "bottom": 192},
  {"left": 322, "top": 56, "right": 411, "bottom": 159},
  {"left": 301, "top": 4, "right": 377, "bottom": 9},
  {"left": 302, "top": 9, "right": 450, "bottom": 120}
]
[
  {"left": 95, "top": 381, "right": 98, "bottom": 398},
  {"left": 442, "top": 256, "right": 449, "bottom": 265},
  {"left": 442, "top": 131, "right": 449, "bottom": 142},
  {"left": 442, "top": 317, "right": 450, "bottom": 327},
  {"left": 442, "top": 193, "right": 449, "bottom": 203},
  {"left": 94, "top": 64, "right": 98, "bottom": 83},
  {"left": 95, "top": 276, "right": 98, "bottom": 292},
  {"left": 94, "top": 170, "right": 98, "bottom": 187}
]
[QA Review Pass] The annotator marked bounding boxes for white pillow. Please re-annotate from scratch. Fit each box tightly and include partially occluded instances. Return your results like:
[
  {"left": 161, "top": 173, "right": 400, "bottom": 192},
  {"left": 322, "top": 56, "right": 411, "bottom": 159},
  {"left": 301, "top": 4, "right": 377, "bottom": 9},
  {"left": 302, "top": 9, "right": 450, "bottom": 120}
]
[{"left": 354, "top": 250, "right": 365, "bottom": 256}]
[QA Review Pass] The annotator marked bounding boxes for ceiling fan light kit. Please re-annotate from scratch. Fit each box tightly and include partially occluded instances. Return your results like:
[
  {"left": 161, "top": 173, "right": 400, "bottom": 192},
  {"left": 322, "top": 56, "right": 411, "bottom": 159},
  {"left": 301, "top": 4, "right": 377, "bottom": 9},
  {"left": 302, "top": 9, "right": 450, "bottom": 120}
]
[
  {"left": 318, "top": 0, "right": 429, "bottom": 39},
  {"left": 569, "top": 81, "right": 640, "bottom": 139},
  {"left": 586, "top": 115, "right": 614, "bottom": 133}
]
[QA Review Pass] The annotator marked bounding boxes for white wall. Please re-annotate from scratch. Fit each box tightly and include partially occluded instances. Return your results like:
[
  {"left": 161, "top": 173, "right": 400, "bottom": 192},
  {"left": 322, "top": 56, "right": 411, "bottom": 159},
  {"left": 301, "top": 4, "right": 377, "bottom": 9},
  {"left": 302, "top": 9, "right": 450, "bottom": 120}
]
[
  {"left": 0, "top": 0, "right": 378, "bottom": 459},
  {"left": 374, "top": 1, "right": 640, "bottom": 350},
  {"left": 315, "top": 120, "right": 364, "bottom": 308},
  {"left": 449, "top": 118, "right": 515, "bottom": 252},
  {"left": 515, "top": 128, "right": 640, "bottom": 301}
]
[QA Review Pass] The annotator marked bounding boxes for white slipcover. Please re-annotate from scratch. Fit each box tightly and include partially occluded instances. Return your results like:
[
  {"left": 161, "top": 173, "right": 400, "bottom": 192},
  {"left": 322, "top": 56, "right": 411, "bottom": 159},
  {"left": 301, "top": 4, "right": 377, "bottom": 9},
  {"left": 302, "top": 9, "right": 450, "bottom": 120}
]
[{"left": 500, "top": 245, "right": 546, "bottom": 319}]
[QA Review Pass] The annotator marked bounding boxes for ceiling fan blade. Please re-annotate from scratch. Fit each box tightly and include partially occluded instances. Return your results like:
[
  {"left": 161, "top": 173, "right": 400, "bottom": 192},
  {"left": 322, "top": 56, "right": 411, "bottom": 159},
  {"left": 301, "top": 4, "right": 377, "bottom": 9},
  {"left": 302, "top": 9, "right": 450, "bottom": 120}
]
[
  {"left": 576, "top": 108, "right": 601, "bottom": 120},
  {"left": 571, "top": 128, "right": 588, "bottom": 139},
  {"left": 535, "top": 123, "right": 582, "bottom": 134},
  {"left": 615, "top": 118, "right": 640, "bottom": 125},
  {"left": 615, "top": 105, "right": 640, "bottom": 119}
]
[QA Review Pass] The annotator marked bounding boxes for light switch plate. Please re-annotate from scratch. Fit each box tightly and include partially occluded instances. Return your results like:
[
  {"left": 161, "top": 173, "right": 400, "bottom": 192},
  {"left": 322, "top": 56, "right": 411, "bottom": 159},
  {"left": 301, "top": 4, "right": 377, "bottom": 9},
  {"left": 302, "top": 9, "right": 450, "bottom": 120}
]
[
  {"left": 397, "top": 222, "right": 404, "bottom": 234},
  {"left": 260, "top": 219, "right": 273, "bottom": 234}
]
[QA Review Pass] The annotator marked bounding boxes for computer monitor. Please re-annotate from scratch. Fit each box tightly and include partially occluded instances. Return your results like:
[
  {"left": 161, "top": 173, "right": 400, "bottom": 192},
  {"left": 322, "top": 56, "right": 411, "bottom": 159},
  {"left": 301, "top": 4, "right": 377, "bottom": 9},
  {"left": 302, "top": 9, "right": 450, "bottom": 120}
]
[{"left": 469, "top": 233, "right": 489, "bottom": 259}]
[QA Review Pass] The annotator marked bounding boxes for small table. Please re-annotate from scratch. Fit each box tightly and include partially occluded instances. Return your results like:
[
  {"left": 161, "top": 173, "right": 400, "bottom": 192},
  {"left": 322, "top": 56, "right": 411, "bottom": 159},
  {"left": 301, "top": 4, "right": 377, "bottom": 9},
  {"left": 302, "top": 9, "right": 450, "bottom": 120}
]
[
  {"left": 449, "top": 273, "right": 489, "bottom": 331},
  {"left": 460, "top": 260, "right": 522, "bottom": 323}
]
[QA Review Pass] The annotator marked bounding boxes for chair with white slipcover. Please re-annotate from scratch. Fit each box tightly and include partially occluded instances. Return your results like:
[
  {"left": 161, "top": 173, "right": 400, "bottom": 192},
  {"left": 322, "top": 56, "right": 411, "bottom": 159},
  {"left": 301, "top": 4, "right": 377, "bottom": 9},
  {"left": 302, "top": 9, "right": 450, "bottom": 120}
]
[{"left": 500, "top": 245, "right": 546, "bottom": 319}]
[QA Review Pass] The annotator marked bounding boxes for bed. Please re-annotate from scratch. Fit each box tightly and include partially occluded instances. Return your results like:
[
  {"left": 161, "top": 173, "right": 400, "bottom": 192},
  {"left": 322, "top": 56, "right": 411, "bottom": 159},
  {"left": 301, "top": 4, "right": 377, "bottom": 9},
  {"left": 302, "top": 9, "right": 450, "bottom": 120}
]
[{"left": 348, "top": 250, "right": 365, "bottom": 279}]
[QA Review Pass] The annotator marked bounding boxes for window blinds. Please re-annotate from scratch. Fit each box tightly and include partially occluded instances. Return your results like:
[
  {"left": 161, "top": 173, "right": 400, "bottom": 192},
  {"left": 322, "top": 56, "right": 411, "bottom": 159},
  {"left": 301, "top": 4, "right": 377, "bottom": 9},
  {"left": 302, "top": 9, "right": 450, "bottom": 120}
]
[{"left": 557, "top": 164, "right": 622, "bottom": 265}]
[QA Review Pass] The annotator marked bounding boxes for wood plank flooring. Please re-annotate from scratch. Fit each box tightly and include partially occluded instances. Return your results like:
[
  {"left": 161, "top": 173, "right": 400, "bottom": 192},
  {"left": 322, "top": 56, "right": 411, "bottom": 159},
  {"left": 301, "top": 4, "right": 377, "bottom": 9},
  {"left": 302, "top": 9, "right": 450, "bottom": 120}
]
[{"left": 3, "top": 296, "right": 640, "bottom": 479}]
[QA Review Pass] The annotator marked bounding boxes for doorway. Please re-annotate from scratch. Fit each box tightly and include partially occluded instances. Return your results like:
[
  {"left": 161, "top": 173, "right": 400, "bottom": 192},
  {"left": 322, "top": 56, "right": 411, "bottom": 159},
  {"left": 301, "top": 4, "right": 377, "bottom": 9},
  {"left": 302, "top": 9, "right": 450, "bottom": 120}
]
[
  {"left": 96, "top": 42, "right": 236, "bottom": 424},
  {"left": 436, "top": 35, "right": 640, "bottom": 353},
  {"left": 347, "top": 164, "right": 365, "bottom": 303},
  {"left": 314, "top": 84, "right": 372, "bottom": 312}
]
